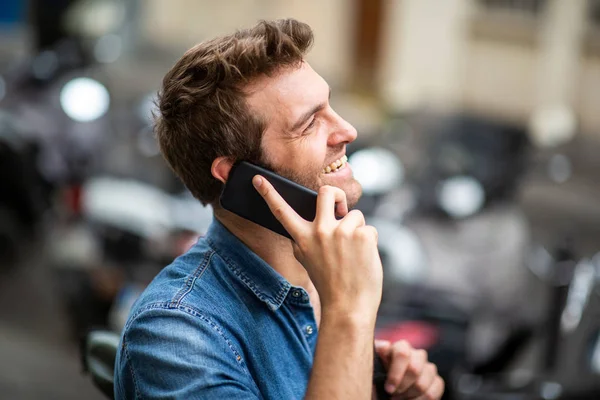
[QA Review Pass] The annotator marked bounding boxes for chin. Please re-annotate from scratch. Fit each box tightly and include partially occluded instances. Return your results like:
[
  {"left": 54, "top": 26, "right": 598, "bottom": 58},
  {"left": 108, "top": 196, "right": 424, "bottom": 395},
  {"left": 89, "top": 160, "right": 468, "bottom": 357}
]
[{"left": 345, "top": 180, "right": 362, "bottom": 209}]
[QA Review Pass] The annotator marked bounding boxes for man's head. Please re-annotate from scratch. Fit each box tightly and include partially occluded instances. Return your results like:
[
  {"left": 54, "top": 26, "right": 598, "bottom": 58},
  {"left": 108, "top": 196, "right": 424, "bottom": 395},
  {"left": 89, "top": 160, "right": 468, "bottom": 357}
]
[{"left": 156, "top": 19, "right": 362, "bottom": 209}]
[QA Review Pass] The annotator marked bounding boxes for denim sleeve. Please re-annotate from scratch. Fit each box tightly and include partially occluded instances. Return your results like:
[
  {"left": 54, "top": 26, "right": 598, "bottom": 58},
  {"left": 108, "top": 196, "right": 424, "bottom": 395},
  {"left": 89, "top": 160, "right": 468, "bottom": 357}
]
[{"left": 114, "top": 304, "right": 261, "bottom": 400}]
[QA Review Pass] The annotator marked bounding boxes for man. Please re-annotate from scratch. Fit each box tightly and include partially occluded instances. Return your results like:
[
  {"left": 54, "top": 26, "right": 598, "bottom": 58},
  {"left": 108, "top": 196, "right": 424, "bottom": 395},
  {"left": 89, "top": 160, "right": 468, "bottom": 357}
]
[{"left": 115, "top": 19, "right": 444, "bottom": 399}]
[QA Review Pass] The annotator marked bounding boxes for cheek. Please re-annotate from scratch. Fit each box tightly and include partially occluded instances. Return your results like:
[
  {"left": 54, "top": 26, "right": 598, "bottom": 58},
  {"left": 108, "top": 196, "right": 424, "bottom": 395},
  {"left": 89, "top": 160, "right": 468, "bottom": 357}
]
[
  {"left": 300, "top": 137, "right": 328, "bottom": 170},
  {"left": 262, "top": 132, "right": 328, "bottom": 172}
]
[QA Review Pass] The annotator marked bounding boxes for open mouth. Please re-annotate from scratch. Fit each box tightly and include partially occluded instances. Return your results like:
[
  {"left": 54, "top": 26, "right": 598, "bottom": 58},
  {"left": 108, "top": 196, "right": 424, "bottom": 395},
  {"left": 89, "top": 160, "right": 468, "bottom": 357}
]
[{"left": 322, "top": 155, "right": 348, "bottom": 174}]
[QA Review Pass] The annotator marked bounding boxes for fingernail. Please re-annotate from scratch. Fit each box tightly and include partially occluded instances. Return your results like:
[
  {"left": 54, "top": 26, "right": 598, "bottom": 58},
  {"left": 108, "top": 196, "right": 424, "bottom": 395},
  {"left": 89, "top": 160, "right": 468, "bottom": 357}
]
[
  {"left": 385, "top": 383, "right": 396, "bottom": 394},
  {"left": 374, "top": 339, "right": 390, "bottom": 349},
  {"left": 253, "top": 176, "right": 263, "bottom": 188}
]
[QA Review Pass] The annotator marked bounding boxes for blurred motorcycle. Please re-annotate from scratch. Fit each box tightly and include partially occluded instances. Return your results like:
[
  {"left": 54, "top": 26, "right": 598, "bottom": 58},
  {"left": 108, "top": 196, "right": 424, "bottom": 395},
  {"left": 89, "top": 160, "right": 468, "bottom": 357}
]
[
  {"left": 50, "top": 176, "right": 212, "bottom": 340},
  {"left": 351, "top": 111, "right": 600, "bottom": 399},
  {"left": 348, "top": 112, "right": 539, "bottom": 399}
]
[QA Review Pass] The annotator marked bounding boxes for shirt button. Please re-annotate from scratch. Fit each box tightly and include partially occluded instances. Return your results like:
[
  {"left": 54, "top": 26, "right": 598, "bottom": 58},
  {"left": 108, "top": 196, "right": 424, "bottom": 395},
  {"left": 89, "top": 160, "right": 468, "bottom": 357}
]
[
  {"left": 292, "top": 290, "right": 302, "bottom": 298},
  {"left": 305, "top": 325, "right": 314, "bottom": 335}
]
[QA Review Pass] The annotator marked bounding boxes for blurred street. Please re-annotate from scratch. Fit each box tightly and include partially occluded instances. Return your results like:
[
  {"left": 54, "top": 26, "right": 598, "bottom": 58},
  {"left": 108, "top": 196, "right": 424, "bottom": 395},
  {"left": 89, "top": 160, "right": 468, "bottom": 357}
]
[
  {"left": 0, "top": 152, "right": 598, "bottom": 399},
  {"left": 1, "top": 0, "right": 600, "bottom": 399},
  {"left": 0, "top": 237, "right": 103, "bottom": 399}
]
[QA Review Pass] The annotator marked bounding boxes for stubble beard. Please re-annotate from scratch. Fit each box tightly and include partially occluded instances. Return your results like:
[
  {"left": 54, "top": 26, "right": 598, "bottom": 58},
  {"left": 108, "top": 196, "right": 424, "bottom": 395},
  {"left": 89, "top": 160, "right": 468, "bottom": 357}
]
[{"left": 259, "top": 157, "right": 362, "bottom": 210}]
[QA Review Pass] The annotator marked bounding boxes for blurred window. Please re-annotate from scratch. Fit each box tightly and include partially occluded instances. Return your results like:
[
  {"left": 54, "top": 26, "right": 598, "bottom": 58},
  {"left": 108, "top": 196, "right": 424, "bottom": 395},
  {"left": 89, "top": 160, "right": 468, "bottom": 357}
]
[
  {"left": 477, "top": 0, "right": 547, "bottom": 17},
  {"left": 590, "top": 0, "right": 600, "bottom": 27},
  {"left": 585, "top": 0, "right": 600, "bottom": 56},
  {"left": 471, "top": 0, "right": 547, "bottom": 46}
]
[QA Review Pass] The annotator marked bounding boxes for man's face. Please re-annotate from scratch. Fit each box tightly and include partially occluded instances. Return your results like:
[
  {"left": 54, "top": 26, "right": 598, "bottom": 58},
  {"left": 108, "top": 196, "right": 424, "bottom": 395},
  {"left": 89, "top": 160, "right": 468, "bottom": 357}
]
[{"left": 245, "top": 62, "right": 362, "bottom": 208}]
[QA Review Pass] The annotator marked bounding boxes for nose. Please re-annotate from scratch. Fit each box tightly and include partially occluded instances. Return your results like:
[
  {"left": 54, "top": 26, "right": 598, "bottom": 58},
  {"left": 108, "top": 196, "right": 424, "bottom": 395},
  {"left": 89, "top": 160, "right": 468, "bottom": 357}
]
[{"left": 327, "top": 108, "right": 358, "bottom": 146}]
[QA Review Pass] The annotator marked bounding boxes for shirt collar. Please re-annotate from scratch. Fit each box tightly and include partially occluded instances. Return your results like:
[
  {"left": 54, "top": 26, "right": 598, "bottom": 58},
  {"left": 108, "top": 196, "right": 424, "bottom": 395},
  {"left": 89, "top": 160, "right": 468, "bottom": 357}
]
[{"left": 204, "top": 218, "right": 292, "bottom": 311}]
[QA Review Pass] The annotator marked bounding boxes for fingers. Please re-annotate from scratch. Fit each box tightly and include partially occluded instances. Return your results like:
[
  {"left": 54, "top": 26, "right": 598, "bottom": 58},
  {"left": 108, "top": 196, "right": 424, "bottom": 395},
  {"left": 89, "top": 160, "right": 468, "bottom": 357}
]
[
  {"left": 375, "top": 339, "right": 391, "bottom": 349},
  {"left": 403, "top": 363, "right": 438, "bottom": 399},
  {"left": 359, "top": 225, "right": 379, "bottom": 245},
  {"left": 374, "top": 339, "right": 392, "bottom": 369},
  {"left": 383, "top": 341, "right": 413, "bottom": 394},
  {"left": 253, "top": 175, "right": 308, "bottom": 239},
  {"left": 413, "top": 377, "right": 445, "bottom": 400},
  {"left": 336, "top": 209, "right": 366, "bottom": 234},
  {"left": 395, "top": 349, "right": 428, "bottom": 394},
  {"left": 381, "top": 341, "right": 443, "bottom": 400},
  {"left": 315, "top": 186, "right": 348, "bottom": 223}
]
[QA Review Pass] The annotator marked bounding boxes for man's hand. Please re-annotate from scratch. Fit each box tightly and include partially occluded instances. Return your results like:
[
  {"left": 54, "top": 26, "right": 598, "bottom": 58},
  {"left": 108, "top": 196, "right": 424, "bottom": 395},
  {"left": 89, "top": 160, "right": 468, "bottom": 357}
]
[
  {"left": 253, "top": 177, "right": 383, "bottom": 317},
  {"left": 254, "top": 177, "right": 384, "bottom": 400},
  {"left": 375, "top": 340, "right": 444, "bottom": 400}
]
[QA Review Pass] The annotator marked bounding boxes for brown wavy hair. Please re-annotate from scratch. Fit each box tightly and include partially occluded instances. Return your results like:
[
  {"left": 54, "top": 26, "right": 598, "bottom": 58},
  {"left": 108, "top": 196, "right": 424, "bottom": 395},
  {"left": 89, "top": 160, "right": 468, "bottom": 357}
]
[{"left": 155, "top": 19, "right": 314, "bottom": 205}]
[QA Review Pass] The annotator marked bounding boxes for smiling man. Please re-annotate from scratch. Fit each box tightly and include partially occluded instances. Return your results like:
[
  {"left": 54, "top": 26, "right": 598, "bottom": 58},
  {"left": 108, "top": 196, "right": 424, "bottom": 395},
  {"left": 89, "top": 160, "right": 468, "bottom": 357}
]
[{"left": 114, "top": 19, "right": 444, "bottom": 400}]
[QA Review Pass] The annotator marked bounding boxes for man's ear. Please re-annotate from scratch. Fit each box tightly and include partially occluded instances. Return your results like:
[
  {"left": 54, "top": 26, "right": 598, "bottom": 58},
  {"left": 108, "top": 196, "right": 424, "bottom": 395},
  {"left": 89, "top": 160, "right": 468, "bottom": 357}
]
[{"left": 211, "top": 157, "right": 234, "bottom": 183}]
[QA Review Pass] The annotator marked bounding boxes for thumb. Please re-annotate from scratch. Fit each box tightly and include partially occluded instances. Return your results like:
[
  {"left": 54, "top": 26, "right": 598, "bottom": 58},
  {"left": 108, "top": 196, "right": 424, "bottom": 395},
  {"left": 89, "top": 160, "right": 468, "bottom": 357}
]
[
  {"left": 375, "top": 339, "right": 391, "bottom": 350},
  {"left": 374, "top": 339, "right": 392, "bottom": 368}
]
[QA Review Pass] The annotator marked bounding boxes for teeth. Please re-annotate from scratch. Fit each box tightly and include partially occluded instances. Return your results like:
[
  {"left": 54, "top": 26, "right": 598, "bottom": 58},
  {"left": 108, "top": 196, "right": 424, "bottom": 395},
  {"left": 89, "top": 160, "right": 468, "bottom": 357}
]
[{"left": 322, "top": 155, "right": 348, "bottom": 174}]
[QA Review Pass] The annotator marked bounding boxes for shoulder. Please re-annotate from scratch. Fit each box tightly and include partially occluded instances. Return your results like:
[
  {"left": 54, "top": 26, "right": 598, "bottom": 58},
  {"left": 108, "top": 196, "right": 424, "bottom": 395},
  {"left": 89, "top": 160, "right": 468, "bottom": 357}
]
[
  {"left": 114, "top": 241, "right": 260, "bottom": 399},
  {"left": 119, "top": 234, "right": 259, "bottom": 359},
  {"left": 121, "top": 303, "right": 242, "bottom": 366},
  {"left": 114, "top": 304, "right": 259, "bottom": 399},
  {"left": 128, "top": 238, "right": 231, "bottom": 315}
]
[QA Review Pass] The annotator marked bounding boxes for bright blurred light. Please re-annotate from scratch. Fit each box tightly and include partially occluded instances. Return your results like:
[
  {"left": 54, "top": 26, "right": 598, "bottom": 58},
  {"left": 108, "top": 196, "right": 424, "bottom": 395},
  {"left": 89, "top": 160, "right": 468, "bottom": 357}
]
[
  {"left": 369, "top": 217, "right": 427, "bottom": 283},
  {"left": 94, "top": 34, "right": 123, "bottom": 63},
  {"left": 548, "top": 153, "right": 572, "bottom": 183},
  {"left": 437, "top": 176, "right": 485, "bottom": 218},
  {"left": 561, "top": 259, "right": 595, "bottom": 333},
  {"left": 349, "top": 148, "right": 404, "bottom": 195},
  {"left": 60, "top": 78, "right": 110, "bottom": 122},
  {"left": 65, "top": 0, "right": 126, "bottom": 38},
  {"left": 83, "top": 177, "right": 171, "bottom": 237},
  {"left": 529, "top": 106, "right": 576, "bottom": 148}
]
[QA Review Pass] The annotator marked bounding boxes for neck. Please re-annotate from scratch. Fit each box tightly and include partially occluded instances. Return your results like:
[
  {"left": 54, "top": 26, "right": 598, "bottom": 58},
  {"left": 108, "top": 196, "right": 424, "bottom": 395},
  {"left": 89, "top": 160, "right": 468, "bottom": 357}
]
[{"left": 214, "top": 208, "right": 312, "bottom": 289}]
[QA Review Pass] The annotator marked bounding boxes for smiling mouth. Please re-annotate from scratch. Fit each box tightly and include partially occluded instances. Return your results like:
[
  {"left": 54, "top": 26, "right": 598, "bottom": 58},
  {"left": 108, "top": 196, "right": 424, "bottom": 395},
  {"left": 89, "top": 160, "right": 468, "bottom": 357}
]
[{"left": 322, "top": 155, "right": 348, "bottom": 174}]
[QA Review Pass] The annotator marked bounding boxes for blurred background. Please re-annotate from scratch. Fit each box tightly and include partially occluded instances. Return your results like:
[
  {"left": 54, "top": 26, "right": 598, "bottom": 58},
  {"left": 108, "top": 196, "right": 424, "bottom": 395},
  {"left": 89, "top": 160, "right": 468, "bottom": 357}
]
[{"left": 0, "top": 0, "right": 599, "bottom": 399}]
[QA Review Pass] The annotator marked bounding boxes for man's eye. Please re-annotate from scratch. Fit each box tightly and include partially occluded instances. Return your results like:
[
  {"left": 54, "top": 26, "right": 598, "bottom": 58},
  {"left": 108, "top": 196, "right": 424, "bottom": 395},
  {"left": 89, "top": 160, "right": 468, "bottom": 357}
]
[{"left": 303, "top": 117, "right": 316, "bottom": 133}]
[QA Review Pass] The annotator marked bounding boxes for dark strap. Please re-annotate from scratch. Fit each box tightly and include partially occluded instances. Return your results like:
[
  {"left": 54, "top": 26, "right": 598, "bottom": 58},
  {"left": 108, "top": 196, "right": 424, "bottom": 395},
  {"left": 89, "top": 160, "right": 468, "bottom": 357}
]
[{"left": 373, "top": 351, "right": 390, "bottom": 400}]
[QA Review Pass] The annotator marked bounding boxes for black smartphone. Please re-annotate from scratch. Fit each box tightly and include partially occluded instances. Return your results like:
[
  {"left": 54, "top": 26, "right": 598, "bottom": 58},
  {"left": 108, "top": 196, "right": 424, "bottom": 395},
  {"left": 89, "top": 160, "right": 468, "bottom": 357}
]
[{"left": 220, "top": 161, "right": 318, "bottom": 239}]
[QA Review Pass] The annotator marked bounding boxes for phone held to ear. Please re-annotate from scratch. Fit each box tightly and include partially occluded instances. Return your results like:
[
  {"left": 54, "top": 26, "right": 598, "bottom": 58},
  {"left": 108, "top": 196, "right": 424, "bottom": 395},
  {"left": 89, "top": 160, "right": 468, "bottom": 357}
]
[
  {"left": 220, "top": 161, "right": 390, "bottom": 398},
  {"left": 219, "top": 161, "right": 318, "bottom": 239}
]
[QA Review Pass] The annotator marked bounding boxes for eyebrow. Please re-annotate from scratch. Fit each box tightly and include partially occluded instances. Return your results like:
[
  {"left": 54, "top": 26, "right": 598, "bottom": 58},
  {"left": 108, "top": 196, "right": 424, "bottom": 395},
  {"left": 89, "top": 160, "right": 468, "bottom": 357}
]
[{"left": 289, "top": 86, "right": 332, "bottom": 132}]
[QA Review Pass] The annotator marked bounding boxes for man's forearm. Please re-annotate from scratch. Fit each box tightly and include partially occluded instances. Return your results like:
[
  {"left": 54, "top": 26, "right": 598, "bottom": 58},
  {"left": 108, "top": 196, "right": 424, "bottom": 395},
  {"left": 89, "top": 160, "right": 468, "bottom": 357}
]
[{"left": 304, "top": 311, "right": 376, "bottom": 400}]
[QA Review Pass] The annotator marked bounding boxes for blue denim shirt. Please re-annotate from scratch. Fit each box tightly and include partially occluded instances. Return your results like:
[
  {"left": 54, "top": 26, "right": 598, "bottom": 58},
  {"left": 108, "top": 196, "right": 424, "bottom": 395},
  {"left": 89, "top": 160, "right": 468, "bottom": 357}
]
[{"left": 114, "top": 219, "right": 319, "bottom": 399}]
